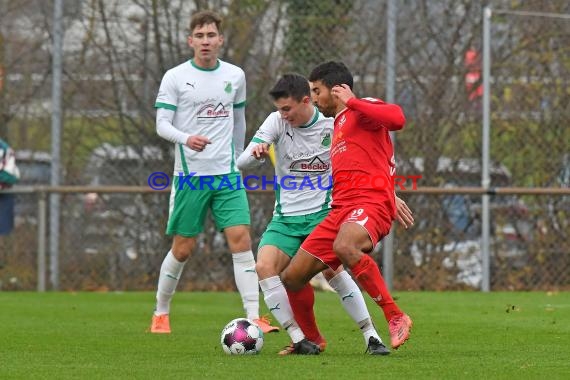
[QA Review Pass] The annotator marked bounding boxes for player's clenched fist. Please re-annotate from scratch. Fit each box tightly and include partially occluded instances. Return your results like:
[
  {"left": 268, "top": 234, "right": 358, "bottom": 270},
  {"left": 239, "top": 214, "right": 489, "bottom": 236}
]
[
  {"left": 186, "top": 135, "right": 212, "bottom": 152},
  {"left": 251, "top": 143, "right": 270, "bottom": 160},
  {"left": 331, "top": 84, "right": 355, "bottom": 105}
]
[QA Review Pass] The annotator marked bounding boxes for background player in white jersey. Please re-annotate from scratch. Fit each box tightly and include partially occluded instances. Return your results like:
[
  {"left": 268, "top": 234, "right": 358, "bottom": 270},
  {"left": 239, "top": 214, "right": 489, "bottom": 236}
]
[
  {"left": 149, "top": 10, "right": 278, "bottom": 334},
  {"left": 237, "top": 74, "right": 393, "bottom": 355}
]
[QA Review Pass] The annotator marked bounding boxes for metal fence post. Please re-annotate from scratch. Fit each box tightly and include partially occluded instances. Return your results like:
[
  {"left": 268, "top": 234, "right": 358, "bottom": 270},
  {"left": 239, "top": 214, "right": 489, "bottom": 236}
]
[
  {"left": 37, "top": 190, "right": 47, "bottom": 292},
  {"left": 481, "top": 6, "right": 492, "bottom": 292},
  {"left": 382, "top": 0, "right": 397, "bottom": 290},
  {"left": 50, "top": 0, "right": 64, "bottom": 290}
]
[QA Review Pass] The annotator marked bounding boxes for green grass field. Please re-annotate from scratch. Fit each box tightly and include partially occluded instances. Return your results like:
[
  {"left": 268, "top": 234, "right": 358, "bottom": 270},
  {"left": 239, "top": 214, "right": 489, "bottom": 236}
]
[{"left": 1, "top": 291, "right": 568, "bottom": 379}]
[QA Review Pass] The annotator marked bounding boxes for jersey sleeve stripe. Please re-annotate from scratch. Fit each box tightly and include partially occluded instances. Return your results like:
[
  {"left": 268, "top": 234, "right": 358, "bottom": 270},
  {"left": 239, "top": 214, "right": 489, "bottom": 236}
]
[
  {"left": 155, "top": 102, "right": 177, "bottom": 111},
  {"left": 251, "top": 137, "right": 267, "bottom": 144},
  {"left": 233, "top": 100, "right": 247, "bottom": 109}
]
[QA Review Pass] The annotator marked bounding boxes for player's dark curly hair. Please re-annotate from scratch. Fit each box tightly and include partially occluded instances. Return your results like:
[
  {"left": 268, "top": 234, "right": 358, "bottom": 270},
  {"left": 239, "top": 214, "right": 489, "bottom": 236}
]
[
  {"left": 308, "top": 61, "right": 353, "bottom": 90},
  {"left": 269, "top": 73, "right": 310, "bottom": 102}
]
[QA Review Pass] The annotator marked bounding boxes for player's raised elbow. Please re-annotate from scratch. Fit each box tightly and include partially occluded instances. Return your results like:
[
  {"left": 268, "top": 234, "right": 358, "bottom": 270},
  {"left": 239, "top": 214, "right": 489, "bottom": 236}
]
[
  {"left": 388, "top": 105, "right": 406, "bottom": 131},
  {"left": 236, "top": 152, "right": 258, "bottom": 171},
  {"left": 236, "top": 154, "right": 247, "bottom": 171},
  {"left": 155, "top": 124, "right": 165, "bottom": 139}
]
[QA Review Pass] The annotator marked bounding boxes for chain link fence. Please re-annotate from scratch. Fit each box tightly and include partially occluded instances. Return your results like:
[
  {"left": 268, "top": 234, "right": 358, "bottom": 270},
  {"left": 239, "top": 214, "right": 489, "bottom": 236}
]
[{"left": 1, "top": 0, "right": 568, "bottom": 291}]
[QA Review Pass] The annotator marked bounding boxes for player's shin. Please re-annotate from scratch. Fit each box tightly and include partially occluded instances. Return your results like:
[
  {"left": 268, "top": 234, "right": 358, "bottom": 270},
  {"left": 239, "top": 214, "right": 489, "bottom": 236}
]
[
  {"left": 286, "top": 283, "right": 323, "bottom": 343},
  {"left": 328, "top": 270, "right": 384, "bottom": 345},
  {"left": 232, "top": 250, "right": 260, "bottom": 320},
  {"left": 259, "top": 276, "right": 305, "bottom": 343},
  {"left": 155, "top": 250, "right": 186, "bottom": 315},
  {"left": 350, "top": 254, "right": 402, "bottom": 322}
]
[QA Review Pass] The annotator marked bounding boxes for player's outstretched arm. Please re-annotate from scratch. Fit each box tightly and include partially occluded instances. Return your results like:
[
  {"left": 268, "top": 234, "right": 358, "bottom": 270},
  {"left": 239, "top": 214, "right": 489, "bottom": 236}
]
[
  {"left": 237, "top": 141, "right": 270, "bottom": 170},
  {"left": 237, "top": 112, "right": 281, "bottom": 170}
]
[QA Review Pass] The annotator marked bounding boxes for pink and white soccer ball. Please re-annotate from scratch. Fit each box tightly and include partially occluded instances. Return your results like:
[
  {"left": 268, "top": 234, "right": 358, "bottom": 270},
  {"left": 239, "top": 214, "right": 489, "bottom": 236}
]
[{"left": 220, "top": 318, "right": 264, "bottom": 355}]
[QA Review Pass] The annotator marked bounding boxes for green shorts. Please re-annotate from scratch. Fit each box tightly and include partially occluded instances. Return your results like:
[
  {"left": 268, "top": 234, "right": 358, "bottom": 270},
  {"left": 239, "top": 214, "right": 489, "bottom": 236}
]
[
  {"left": 258, "top": 209, "right": 330, "bottom": 257},
  {"left": 166, "top": 172, "right": 250, "bottom": 237}
]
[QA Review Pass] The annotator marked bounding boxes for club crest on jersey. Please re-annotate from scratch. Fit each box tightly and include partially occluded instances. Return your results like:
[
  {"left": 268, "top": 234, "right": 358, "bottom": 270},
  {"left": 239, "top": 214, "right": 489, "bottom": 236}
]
[
  {"left": 224, "top": 81, "right": 232, "bottom": 93},
  {"left": 289, "top": 156, "right": 330, "bottom": 173},
  {"left": 320, "top": 132, "right": 331, "bottom": 147}
]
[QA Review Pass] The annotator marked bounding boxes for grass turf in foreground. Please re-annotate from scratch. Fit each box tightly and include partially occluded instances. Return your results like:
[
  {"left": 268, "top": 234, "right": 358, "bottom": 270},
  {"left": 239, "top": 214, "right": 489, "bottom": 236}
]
[{"left": 0, "top": 291, "right": 568, "bottom": 379}]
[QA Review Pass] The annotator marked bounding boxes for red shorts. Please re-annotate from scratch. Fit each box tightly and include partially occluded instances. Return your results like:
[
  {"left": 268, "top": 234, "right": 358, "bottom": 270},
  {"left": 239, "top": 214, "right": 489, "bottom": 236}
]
[{"left": 300, "top": 202, "right": 393, "bottom": 270}]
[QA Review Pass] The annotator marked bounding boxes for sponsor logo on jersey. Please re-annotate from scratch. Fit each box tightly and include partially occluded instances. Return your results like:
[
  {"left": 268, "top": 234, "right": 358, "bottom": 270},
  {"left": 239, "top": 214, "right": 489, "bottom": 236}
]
[
  {"left": 332, "top": 130, "right": 344, "bottom": 145},
  {"left": 197, "top": 103, "right": 230, "bottom": 121},
  {"left": 289, "top": 156, "right": 330, "bottom": 173}
]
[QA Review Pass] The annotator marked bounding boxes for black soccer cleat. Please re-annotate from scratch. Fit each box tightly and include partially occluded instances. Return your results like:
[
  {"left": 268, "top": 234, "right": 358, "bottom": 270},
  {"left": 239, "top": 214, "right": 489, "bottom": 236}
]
[
  {"left": 293, "top": 338, "right": 321, "bottom": 355},
  {"left": 365, "top": 337, "right": 390, "bottom": 355}
]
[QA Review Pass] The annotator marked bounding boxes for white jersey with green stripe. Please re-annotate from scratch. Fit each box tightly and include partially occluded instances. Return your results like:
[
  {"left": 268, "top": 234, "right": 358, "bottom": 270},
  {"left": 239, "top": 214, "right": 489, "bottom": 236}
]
[
  {"left": 239, "top": 107, "right": 333, "bottom": 216},
  {"left": 155, "top": 59, "right": 246, "bottom": 176}
]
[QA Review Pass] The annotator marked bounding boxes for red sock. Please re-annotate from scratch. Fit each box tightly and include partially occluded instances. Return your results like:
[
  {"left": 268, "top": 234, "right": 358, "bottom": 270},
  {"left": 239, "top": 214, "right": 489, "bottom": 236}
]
[
  {"left": 350, "top": 254, "right": 402, "bottom": 322},
  {"left": 286, "top": 283, "right": 322, "bottom": 343}
]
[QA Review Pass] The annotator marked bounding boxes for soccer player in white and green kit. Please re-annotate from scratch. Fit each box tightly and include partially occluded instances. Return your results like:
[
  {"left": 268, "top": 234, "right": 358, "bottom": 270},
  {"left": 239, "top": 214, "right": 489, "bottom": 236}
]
[
  {"left": 237, "top": 74, "right": 390, "bottom": 355},
  {"left": 149, "top": 10, "right": 278, "bottom": 334}
]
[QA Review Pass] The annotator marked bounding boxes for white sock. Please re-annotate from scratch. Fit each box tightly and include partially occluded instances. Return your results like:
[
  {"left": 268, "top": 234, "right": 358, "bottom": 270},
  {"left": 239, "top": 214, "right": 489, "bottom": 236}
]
[
  {"left": 328, "top": 270, "right": 383, "bottom": 345},
  {"left": 155, "top": 250, "right": 186, "bottom": 316},
  {"left": 232, "top": 250, "right": 260, "bottom": 321},
  {"left": 259, "top": 276, "right": 305, "bottom": 343}
]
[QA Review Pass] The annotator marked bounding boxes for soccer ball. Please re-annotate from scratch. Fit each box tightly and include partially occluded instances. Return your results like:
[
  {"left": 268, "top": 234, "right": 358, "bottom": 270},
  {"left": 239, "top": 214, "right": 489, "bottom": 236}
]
[{"left": 220, "top": 318, "right": 264, "bottom": 355}]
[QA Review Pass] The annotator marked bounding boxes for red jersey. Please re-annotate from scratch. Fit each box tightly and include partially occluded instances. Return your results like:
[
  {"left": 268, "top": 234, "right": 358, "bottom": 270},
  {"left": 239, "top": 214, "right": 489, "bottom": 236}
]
[{"left": 330, "top": 97, "right": 405, "bottom": 217}]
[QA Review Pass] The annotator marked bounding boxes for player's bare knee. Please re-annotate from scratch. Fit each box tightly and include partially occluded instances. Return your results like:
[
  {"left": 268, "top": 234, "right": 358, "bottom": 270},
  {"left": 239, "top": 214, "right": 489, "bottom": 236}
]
[
  {"left": 280, "top": 270, "right": 303, "bottom": 291},
  {"left": 228, "top": 234, "right": 251, "bottom": 252},
  {"left": 255, "top": 260, "right": 274, "bottom": 280},
  {"left": 235, "top": 235, "right": 251, "bottom": 251},
  {"left": 333, "top": 239, "right": 362, "bottom": 267},
  {"left": 226, "top": 227, "right": 251, "bottom": 252},
  {"left": 171, "top": 248, "right": 191, "bottom": 262},
  {"left": 332, "top": 238, "right": 352, "bottom": 259},
  {"left": 171, "top": 236, "right": 195, "bottom": 261}
]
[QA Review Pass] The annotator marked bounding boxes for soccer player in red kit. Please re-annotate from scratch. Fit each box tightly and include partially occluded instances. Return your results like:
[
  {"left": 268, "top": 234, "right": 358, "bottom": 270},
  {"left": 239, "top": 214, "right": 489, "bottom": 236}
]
[{"left": 280, "top": 61, "right": 413, "bottom": 350}]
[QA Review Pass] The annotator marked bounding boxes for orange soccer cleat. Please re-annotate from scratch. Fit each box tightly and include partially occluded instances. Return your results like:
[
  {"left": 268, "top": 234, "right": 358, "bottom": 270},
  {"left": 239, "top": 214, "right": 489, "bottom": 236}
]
[
  {"left": 150, "top": 314, "right": 171, "bottom": 334},
  {"left": 253, "top": 315, "right": 280, "bottom": 334},
  {"left": 388, "top": 313, "right": 413, "bottom": 349}
]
